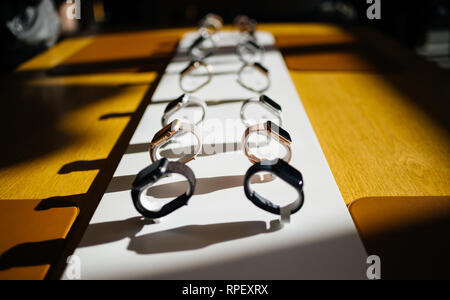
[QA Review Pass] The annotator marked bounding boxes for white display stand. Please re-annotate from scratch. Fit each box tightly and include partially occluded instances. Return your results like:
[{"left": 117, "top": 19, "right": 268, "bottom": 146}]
[{"left": 62, "top": 31, "right": 368, "bottom": 279}]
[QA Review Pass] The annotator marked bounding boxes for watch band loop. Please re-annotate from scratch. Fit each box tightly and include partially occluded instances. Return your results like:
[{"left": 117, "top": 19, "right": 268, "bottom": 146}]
[
  {"left": 131, "top": 160, "right": 196, "bottom": 219},
  {"left": 243, "top": 159, "right": 304, "bottom": 215}
]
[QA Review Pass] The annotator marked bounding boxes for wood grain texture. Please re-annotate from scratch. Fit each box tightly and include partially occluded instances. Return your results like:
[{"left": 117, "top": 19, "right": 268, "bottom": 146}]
[
  {"left": 271, "top": 24, "right": 450, "bottom": 204},
  {"left": 289, "top": 71, "right": 450, "bottom": 203},
  {"left": 0, "top": 24, "right": 449, "bottom": 279},
  {"left": 0, "top": 200, "right": 78, "bottom": 280}
]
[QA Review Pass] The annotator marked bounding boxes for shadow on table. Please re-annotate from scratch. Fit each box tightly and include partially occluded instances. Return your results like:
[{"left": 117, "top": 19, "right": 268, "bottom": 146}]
[
  {"left": 0, "top": 81, "right": 138, "bottom": 170},
  {"left": 104, "top": 172, "right": 273, "bottom": 195},
  {"left": 276, "top": 28, "right": 450, "bottom": 132},
  {"left": 77, "top": 217, "right": 282, "bottom": 254},
  {"left": 124, "top": 142, "right": 241, "bottom": 156},
  {"left": 128, "top": 219, "right": 282, "bottom": 255},
  {"left": 111, "top": 230, "right": 368, "bottom": 280},
  {"left": 0, "top": 239, "right": 65, "bottom": 271}
]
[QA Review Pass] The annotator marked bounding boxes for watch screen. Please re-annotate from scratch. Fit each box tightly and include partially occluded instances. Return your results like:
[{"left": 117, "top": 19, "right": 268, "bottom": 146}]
[
  {"left": 164, "top": 95, "right": 184, "bottom": 114},
  {"left": 152, "top": 121, "right": 176, "bottom": 143},
  {"left": 267, "top": 121, "right": 292, "bottom": 143},
  {"left": 254, "top": 62, "right": 269, "bottom": 74},
  {"left": 261, "top": 95, "right": 281, "bottom": 112}
]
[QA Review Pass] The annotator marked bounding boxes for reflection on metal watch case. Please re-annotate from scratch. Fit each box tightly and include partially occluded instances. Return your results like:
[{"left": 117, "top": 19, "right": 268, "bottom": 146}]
[
  {"left": 244, "top": 158, "right": 304, "bottom": 215},
  {"left": 149, "top": 119, "right": 202, "bottom": 164},
  {"left": 242, "top": 120, "right": 292, "bottom": 164},
  {"left": 131, "top": 158, "right": 196, "bottom": 219}
]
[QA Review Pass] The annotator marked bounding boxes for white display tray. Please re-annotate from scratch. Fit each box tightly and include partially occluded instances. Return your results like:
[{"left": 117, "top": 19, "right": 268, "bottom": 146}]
[{"left": 62, "top": 31, "right": 368, "bottom": 279}]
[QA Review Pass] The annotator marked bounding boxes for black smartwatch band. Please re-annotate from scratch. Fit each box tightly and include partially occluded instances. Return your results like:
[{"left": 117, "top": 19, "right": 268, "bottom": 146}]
[
  {"left": 244, "top": 159, "right": 304, "bottom": 215},
  {"left": 131, "top": 159, "right": 196, "bottom": 219}
]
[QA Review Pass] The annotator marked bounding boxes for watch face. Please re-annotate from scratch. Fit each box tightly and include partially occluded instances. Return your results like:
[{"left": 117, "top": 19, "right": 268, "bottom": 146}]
[
  {"left": 266, "top": 121, "right": 291, "bottom": 143},
  {"left": 247, "top": 40, "right": 263, "bottom": 50},
  {"left": 260, "top": 95, "right": 281, "bottom": 112},
  {"left": 181, "top": 60, "right": 199, "bottom": 76},
  {"left": 240, "top": 40, "right": 262, "bottom": 54},
  {"left": 188, "top": 36, "right": 206, "bottom": 51},
  {"left": 164, "top": 95, "right": 185, "bottom": 114},
  {"left": 273, "top": 159, "right": 303, "bottom": 188},
  {"left": 254, "top": 62, "right": 269, "bottom": 75},
  {"left": 151, "top": 120, "right": 181, "bottom": 144},
  {"left": 132, "top": 158, "right": 169, "bottom": 190}
]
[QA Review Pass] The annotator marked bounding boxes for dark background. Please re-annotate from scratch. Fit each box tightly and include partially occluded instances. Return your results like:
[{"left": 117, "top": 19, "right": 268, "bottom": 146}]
[
  {"left": 99, "top": 0, "right": 449, "bottom": 48},
  {"left": 1, "top": 0, "right": 449, "bottom": 72}
]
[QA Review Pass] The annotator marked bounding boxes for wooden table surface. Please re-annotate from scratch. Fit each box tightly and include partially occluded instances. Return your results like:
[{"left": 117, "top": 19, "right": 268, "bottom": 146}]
[{"left": 0, "top": 24, "right": 449, "bottom": 279}]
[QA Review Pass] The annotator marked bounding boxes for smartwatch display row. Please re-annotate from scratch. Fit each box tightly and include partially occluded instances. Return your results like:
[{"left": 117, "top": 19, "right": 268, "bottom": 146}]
[
  {"left": 131, "top": 157, "right": 304, "bottom": 218},
  {"left": 130, "top": 14, "right": 305, "bottom": 222}
]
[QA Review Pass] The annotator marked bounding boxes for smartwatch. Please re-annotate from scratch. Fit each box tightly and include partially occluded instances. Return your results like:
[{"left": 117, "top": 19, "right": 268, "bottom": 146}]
[
  {"left": 149, "top": 119, "right": 202, "bottom": 164},
  {"left": 199, "top": 13, "right": 223, "bottom": 34},
  {"left": 131, "top": 158, "right": 196, "bottom": 219},
  {"left": 244, "top": 158, "right": 304, "bottom": 215},
  {"left": 236, "top": 39, "right": 264, "bottom": 64},
  {"left": 234, "top": 15, "right": 257, "bottom": 36},
  {"left": 162, "top": 94, "right": 207, "bottom": 126},
  {"left": 187, "top": 30, "right": 216, "bottom": 60},
  {"left": 242, "top": 120, "right": 292, "bottom": 164},
  {"left": 237, "top": 62, "right": 270, "bottom": 93},
  {"left": 240, "top": 94, "right": 283, "bottom": 127},
  {"left": 179, "top": 60, "right": 213, "bottom": 93}
]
